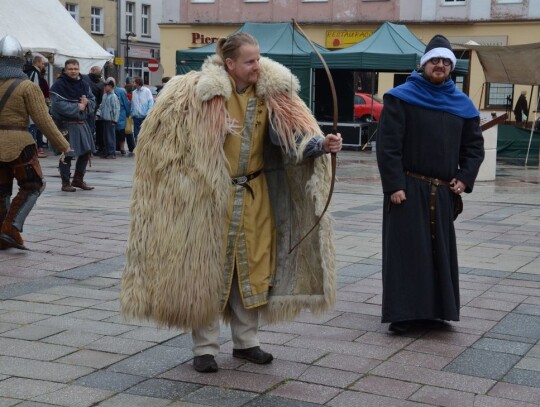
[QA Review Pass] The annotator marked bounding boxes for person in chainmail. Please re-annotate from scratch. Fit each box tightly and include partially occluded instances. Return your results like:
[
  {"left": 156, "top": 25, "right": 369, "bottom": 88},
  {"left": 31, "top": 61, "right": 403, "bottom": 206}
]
[{"left": 0, "top": 35, "right": 70, "bottom": 250}]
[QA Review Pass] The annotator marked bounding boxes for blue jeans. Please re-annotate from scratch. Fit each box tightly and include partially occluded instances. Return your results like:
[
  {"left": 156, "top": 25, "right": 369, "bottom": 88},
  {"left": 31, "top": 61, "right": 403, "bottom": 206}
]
[
  {"left": 102, "top": 121, "right": 116, "bottom": 156},
  {"left": 133, "top": 117, "right": 145, "bottom": 143},
  {"left": 28, "top": 124, "right": 46, "bottom": 149}
]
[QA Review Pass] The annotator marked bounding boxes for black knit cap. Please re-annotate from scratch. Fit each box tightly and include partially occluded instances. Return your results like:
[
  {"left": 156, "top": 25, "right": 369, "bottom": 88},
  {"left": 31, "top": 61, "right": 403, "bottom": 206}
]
[
  {"left": 420, "top": 34, "right": 457, "bottom": 71},
  {"left": 425, "top": 34, "right": 453, "bottom": 53}
]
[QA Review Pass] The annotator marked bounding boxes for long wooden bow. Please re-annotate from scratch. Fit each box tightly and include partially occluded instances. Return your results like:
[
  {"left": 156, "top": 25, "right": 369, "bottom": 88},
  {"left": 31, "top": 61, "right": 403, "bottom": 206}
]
[{"left": 289, "top": 18, "right": 338, "bottom": 254}]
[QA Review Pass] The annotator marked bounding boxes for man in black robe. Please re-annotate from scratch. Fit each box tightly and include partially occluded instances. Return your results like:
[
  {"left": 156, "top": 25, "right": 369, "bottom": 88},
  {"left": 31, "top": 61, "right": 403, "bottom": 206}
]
[
  {"left": 376, "top": 35, "right": 485, "bottom": 334},
  {"left": 513, "top": 91, "right": 528, "bottom": 126}
]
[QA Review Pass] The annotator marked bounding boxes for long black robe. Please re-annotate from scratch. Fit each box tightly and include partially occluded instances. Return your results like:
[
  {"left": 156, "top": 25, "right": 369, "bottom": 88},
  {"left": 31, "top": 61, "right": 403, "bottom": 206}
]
[{"left": 376, "top": 95, "right": 484, "bottom": 323}]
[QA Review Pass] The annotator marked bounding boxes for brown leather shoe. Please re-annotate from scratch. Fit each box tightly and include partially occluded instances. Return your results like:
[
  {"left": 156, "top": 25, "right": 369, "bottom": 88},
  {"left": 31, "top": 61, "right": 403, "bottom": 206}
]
[
  {"left": 0, "top": 223, "right": 29, "bottom": 250},
  {"left": 71, "top": 178, "right": 94, "bottom": 190},
  {"left": 232, "top": 346, "right": 273, "bottom": 364},
  {"left": 193, "top": 354, "right": 218, "bottom": 373},
  {"left": 61, "top": 182, "right": 76, "bottom": 192}
]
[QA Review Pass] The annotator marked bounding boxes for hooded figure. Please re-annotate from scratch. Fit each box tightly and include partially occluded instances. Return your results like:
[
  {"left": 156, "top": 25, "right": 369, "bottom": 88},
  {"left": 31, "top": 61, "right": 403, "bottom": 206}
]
[
  {"left": 0, "top": 35, "right": 70, "bottom": 250},
  {"left": 376, "top": 34, "right": 484, "bottom": 334}
]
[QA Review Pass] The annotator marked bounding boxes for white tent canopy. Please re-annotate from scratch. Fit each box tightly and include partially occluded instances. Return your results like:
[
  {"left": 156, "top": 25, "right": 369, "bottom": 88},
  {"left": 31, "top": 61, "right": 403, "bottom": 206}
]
[
  {"left": 467, "top": 42, "right": 540, "bottom": 86},
  {"left": 0, "top": 0, "right": 112, "bottom": 73}
]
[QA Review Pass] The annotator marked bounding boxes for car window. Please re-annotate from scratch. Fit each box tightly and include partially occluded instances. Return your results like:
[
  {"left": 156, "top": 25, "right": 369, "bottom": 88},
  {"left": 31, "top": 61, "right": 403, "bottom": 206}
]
[{"left": 355, "top": 95, "right": 365, "bottom": 105}]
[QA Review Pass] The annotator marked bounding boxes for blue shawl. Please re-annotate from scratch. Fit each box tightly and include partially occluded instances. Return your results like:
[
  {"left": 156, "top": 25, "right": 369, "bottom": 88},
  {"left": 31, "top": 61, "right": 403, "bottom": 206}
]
[{"left": 387, "top": 70, "right": 479, "bottom": 119}]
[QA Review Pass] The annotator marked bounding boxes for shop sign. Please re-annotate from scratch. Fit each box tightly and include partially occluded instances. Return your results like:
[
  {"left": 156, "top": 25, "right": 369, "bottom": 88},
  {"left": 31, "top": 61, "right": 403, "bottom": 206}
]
[
  {"left": 192, "top": 32, "right": 220, "bottom": 45},
  {"left": 326, "top": 30, "right": 373, "bottom": 48},
  {"left": 128, "top": 46, "right": 153, "bottom": 59}
]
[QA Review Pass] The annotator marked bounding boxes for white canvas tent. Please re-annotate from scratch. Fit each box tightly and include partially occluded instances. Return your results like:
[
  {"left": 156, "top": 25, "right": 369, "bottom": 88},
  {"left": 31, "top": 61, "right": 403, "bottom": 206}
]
[{"left": 0, "top": 0, "right": 112, "bottom": 73}]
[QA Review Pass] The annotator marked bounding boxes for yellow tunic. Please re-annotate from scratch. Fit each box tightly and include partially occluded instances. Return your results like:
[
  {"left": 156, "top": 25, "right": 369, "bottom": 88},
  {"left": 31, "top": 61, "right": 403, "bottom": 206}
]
[{"left": 222, "top": 83, "right": 276, "bottom": 309}]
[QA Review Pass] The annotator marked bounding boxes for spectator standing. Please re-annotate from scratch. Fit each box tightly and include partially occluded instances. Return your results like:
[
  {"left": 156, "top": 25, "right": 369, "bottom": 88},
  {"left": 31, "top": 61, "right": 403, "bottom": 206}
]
[
  {"left": 50, "top": 59, "right": 96, "bottom": 192},
  {"left": 0, "top": 35, "right": 70, "bottom": 250},
  {"left": 96, "top": 79, "right": 120, "bottom": 159},
  {"left": 514, "top": 90, "right": 528, "bottom": 126},
  {"left": 82, "top": 66, "right": 105, "bottom": 154},
  {"left": 130, "top": 76, "right": 153, "bottom": 143},
  {"left": 110, "top": 78, "right": 131, "bottom": 155},
  {"left": 156, "top": 76, "right": 170, "bottom": 95},
  {"left": 376, "top": 35, "right": 484, "bottom": 334},
  {"left": 25, "top": 54, "right": 49, "bottom": 158}
]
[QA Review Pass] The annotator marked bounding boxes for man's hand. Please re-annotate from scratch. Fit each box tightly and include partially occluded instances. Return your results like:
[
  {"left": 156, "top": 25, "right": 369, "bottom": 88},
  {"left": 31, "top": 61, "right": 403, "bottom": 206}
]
[
  {"left": 323, "top": 133, "right": 343, "bottom": 153},
  {"left": 78, "top": 95, "right": 88, "bottom": 111},
  {"left": 450, "top": 178, "right": 465, "bottom": 195},
  {"left": 390, "top": 190, "right": 406, "bottom": 204}
]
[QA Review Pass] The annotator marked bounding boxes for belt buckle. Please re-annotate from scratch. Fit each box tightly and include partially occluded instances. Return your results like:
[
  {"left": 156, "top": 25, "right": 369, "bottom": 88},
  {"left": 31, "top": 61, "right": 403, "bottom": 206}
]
[{"left": 236, "top": 175, "right": 248, "bottom": 185}]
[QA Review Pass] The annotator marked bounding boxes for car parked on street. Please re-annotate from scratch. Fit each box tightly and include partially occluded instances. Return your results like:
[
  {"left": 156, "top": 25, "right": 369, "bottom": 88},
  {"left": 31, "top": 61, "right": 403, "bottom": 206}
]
[{"left": 354, "top": 93, "right": 383, "bottom": 122}]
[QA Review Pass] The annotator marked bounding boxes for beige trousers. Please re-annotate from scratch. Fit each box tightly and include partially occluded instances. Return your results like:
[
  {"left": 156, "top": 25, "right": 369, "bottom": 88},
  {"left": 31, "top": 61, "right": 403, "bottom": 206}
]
[{"left": 192, "top": 274, "right": 260, "bottom": 356}]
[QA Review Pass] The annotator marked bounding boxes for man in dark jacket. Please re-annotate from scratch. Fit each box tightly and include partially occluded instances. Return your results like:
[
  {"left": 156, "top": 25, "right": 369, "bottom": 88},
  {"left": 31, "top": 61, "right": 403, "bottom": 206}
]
[
  {"left": 25, "top": 54, "right": 49, "bottom": 157},
  {"left": 376, "top": 35, "right": 484, "bottom": 334}
]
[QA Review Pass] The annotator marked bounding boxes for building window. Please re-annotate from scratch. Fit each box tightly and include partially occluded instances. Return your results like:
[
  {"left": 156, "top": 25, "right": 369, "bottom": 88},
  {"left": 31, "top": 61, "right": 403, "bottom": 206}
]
[
  {"left": 486, "top": 83, "right": 513, "bottom": 109},
  {"left": 91, "top": 7, "right": 103, "bottom": 34},
  {"left": 141, "top": 5, "right": 151, "bottom": 36},
  {"left": 496, "top": 0, "right": 522, "bottom": 3},
  {"left": 126, "top": 2, "right": 135, "bottom": 34},
  {"left": 443, "top": 0, "right": 465, "bottom": 4},
  {"left": 65, "top": 3, "right": 79, "bottom": 22},
  {"left": 302, "top": 0, "right": 328, "bottom": 2},
  {"left": 245, "top": 0, "right": 269, "bottom": 2},
  {"left": 191, "top": 0, "right": 215, "bottom": 3}
]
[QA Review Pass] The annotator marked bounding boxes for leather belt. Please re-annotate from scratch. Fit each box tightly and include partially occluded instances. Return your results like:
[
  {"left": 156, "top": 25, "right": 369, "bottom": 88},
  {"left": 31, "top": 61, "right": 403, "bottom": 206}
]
[
  {"left": 0, "top": 125, "right": 28, "bottom": 131},
  {"left": 405, "top": 170, "right": 450, "bottom": 243},
  {"left": 231, "top": 170, "right": 262, "bottom": 199}
]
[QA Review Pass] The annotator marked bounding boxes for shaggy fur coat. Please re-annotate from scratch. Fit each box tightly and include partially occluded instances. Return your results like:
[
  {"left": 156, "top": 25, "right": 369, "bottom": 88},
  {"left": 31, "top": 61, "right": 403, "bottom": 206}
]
[{"left": 120, "top": 55, "right": 336, "bottom": 330}]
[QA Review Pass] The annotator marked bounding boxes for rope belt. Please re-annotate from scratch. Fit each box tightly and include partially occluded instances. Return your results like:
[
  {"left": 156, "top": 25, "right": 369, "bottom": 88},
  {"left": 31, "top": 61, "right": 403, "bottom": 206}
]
[
  {"left": 231, "top": 170, "right": 262, "bottom": 199},
  {"left": 0, "top": 125, "right": 28, "bottom": 131},
  {"left": 405, "top": 170, "right": 449, "bottom": 242}
]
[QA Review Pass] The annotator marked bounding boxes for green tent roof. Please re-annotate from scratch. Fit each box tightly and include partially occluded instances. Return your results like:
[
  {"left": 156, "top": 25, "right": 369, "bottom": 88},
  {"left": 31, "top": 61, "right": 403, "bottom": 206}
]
[
  {"left": 177, "top": 22, "right": 326, "bottom": 71},
  {"left": 312, "top": 22, "right": 468, "bottom": 75}
]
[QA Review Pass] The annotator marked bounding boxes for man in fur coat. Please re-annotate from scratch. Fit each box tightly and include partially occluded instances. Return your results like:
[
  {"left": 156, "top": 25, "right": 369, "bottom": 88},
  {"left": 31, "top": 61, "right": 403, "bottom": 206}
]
[{"left": 121, "top": 32, "right": 342, "bottom": 373}]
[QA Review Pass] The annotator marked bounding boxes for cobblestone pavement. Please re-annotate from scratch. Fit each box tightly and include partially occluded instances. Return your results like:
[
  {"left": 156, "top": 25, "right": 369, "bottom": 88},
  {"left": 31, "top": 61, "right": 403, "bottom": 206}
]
[{"left": 1, "top": 150, "right": 539, "bottom": 406}]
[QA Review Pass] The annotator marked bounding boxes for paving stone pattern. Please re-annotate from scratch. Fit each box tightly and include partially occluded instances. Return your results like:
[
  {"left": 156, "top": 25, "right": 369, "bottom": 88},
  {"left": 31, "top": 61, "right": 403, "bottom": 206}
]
[{"left": 1, "top": 153, "right": 540, "bottom": 406}]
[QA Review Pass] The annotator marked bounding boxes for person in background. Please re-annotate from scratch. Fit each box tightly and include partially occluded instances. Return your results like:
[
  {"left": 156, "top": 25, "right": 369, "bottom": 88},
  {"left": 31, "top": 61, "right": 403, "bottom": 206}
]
[
  {"left": 156, "top": 76, "right": 170, "bottom": 95},
  {"left": 130, "top": 76, "right": 154, "bottom": 143},
  {"left": 120, "top": 32, "right": 342, "bottom": 374},
  {"left": 109, "top": 78, "right": 131, "bottom": 156},
  {"left": 96, "top": 79, "right": 120, "bottom": 159},
  {"left": 50, "top": 59, "right": 96, "bottom": 192},
  {"left": 25, "top": 54, "right": 49, "bottom": 158},
  {"left": 82, "top": 66, "right": 105, "bottom": 154},
  {"left": 0, "top": 35, "right": 70, "bottom": 250},
  {"left": 514, "top": 90, "right": 528, "bottom": 126},
  {"left": 376, "top": 34, "right": 484, "bottom": 334}
]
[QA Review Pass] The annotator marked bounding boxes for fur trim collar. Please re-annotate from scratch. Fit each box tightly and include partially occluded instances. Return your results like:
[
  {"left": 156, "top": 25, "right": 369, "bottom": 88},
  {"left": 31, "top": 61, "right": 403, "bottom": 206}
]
[{"left": 196, "top": 54, "right": 300, "bottom": 102}]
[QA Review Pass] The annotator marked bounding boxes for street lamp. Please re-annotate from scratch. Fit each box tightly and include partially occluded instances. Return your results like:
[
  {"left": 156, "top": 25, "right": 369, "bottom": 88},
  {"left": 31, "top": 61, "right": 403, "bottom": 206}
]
[{"left": 125, "top": 31, "right": 136, "bottom": 83}]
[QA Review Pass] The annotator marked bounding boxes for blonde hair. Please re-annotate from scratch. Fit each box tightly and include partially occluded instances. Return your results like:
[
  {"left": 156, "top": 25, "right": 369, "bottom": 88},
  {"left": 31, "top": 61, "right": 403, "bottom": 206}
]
[{"left": 216, "top": 32, "right": 259, "bottom": 63}]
